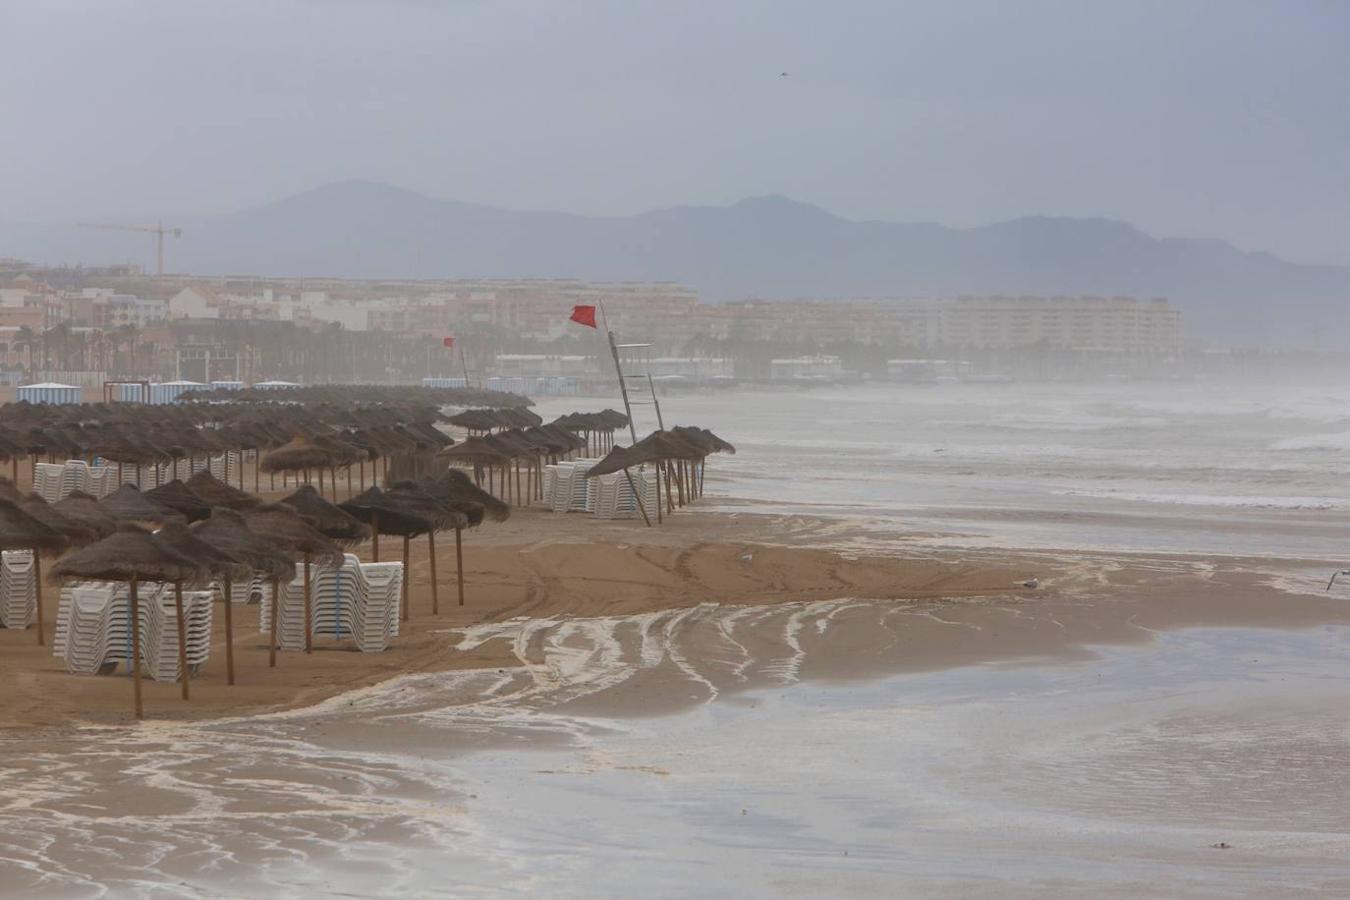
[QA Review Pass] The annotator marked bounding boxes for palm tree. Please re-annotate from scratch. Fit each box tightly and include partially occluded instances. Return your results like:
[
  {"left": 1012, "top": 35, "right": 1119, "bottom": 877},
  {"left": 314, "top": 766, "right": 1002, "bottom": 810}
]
[{"left": 14, "top": 326, "right": 34, "bottom": 380}]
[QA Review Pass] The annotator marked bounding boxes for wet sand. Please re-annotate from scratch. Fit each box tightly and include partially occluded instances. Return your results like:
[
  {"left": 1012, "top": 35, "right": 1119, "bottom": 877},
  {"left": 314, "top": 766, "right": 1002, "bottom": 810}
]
[{"left": 3, "top": 504, "right": 1349, "bottom": 729}]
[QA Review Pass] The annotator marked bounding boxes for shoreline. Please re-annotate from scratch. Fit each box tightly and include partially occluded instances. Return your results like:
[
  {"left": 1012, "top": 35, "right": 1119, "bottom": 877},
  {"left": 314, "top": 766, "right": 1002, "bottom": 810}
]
[{"left": 5, "top": 501, "right": 1350, "bottom": 731}]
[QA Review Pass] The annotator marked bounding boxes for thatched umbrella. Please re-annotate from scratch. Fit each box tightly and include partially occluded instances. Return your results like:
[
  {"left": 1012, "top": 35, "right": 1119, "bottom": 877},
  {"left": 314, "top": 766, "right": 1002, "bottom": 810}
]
[
  {"left": 192, "top": 508, "right": 296, "bottom": 684},
  {"left": 416, "top": 469, "right": 510, "bottom": 608},
  {"left": 20, "top": 493, "right": 101, "bottom": 547},
  {"left": 280, "top": 485, "right": 370, "bottom": 545},
  {"left": 145, "top": 480, "right": 211, "bottom": 523},
  {"left": 0, "top": 499, "right": 68, "bottom": 645},
  {"left": 245, "top": 503, "right": 343, "bottom": 662},
  {"left": 280, "top": 485, "right": 370, "bottom": 645},
  {"left": 152, "top": 522, "right": 251, "bottom": 701},
  {"left": 261, "top": 436, "right": 340, "bottom": 494},
  {"left": 52, "top": 491, "right": 120, "bottom": 540},
  {"left": 339, "top": 487, "right": 434, "bottom": 621},
  {"left": 385, "top": 483, "right": 469, "bottom": 617},
  {"left": 186, "top": 470, "right": 259, "bottom": 511},
  {"left": 101, "top": 484, "right": 186, "bottom": 528},
  {"left": 49, "top": 524, "right": 204, "bottom": 719}
]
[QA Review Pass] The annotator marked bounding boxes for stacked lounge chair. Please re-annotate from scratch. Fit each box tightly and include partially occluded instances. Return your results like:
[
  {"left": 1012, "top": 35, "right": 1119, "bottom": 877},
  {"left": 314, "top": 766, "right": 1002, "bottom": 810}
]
[
  {"left": 33, "top": 460, "right": 118, "bottom": 502},
  {"left": 542, "top": 459, "right": 601, "bottom": 512},
  {"left": 0, "top": 550, "right": 36, "bottom": 628},
  {"left": 53, "top": 582, "right": 213, "bottom": 680},
  {"left": 259, "top": 554, "right": 403, "bottom": 652},
  {"left": 591, "top": 470, "right": 659, "bottom": 520}
]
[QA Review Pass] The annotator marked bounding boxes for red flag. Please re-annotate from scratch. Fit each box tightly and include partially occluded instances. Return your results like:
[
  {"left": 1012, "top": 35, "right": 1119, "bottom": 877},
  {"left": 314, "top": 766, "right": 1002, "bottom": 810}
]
[
  {"left": 569, "top": 305, "right": 597, "bottom": 328},
  {"left": 442, "top": 336, "right": 455, "bottom": 348}
]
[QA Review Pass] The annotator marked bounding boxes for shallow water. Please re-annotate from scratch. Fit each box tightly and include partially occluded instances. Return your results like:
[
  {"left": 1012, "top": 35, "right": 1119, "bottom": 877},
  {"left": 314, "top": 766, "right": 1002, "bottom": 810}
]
[{"left": 5, "top": 616, "right": 1350, "bottom": 897}]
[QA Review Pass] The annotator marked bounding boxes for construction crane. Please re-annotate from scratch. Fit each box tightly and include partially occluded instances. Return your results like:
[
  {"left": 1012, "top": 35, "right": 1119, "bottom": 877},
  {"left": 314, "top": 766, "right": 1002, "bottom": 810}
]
[{"left": 77, "top": 221, "right": 182, "bottom": 277}]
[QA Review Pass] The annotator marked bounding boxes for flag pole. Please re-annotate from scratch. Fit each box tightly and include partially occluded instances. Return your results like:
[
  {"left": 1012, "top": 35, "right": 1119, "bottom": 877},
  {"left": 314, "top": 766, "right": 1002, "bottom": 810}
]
[{"left": 586, "top": 300, "right": 651, "bottom": 527}]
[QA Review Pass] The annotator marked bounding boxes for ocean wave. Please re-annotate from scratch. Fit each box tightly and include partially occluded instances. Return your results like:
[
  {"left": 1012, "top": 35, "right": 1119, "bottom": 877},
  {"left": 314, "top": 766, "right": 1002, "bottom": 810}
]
[
  {"left": 1051, "top": 489, "right": 1342, "bottom": 510},
  {"left": 1271, "top": 431, "right": 1350, "bottom": 452}
]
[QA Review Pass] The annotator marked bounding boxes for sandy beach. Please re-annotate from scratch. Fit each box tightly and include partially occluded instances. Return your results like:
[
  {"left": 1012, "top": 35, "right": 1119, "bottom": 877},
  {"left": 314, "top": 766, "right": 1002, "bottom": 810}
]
[{"left": 4, "top": 500, "right": 1349, "bottom": 729}]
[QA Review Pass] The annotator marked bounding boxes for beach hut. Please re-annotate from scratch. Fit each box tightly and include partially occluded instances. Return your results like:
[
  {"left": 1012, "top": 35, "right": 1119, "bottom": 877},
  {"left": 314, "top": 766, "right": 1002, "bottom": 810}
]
[
  {"left": 149, "top": 381, "right": 207, "bottom": 406},
  {"left": 49, "top": 525, "right": 204, "bottom": 719},
  {"left": 17, "top": 383, "right": 82, "bottom": 405}
]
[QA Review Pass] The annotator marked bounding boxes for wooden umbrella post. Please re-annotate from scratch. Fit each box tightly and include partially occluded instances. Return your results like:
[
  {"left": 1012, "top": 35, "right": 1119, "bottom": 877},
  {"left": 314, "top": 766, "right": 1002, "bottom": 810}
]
[
  {"left": 129, "top": 577, "right": 144, "bottom": 719},
  {"left": 401, "top": 534, "right": 410, "bottom": 622},
  {"left": 371, "top": 510, "right": 380, "bottom": 562},
  {"left": 428, "top": 530, "right": 439, "bottom": 615},
  {"left": 268, "top": 577, "right": 280, "bottom": 668},
  {"left": 173, "top": 581, "right": 190, "bottom": 701},
  {"left": 455, "top": 527, "right": 465, "bottom": 607},
  {"left": 303, "top": 553, "right": 313, "bottom": 654},
  {"left": 32, "top": 548, "right": 44, "bottom": 647},
  {"left": 223, "top": 575, "right": 236, "bottom": 685}
]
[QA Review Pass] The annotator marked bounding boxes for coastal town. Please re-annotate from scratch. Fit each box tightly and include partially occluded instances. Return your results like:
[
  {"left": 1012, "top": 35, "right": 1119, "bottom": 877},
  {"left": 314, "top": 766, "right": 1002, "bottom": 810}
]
[{"left": 0, "top": 258, "right": 1189, "bottom": 393}]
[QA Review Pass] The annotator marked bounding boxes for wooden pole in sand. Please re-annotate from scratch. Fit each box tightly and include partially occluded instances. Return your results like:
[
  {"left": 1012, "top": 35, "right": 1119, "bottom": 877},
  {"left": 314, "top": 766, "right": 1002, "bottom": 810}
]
[
  {"left": 222, "top": 575, "right": 236, "bottom": 685},
  {"left": 654, "top": 464, "right": 663, "bottom": 524},
  {"left": 268, "top": 577, "right": 280, "bottom": 668},
  {"left": 400, "top": 534, "right": 411, "bottom": 622},
  {"left": 428, "top": 530, "right": 439, "bottom": 615},
  {"left": 370, "top": 511, "right": 380, "bottom": 562},
  {"left": 455, "top": 527, "right": 465, "bottom": 606},
  {"left": 303, "top": 553, "right": 313, "bottom": 654},
  {"left": 130, "top": 577, "right": 144, "bottom": 719},
  {"left": 623, "top": 468, "right": 651, "bottom": 527},
  {"left": 32, "top": 549, "right": 44, "bottom": 647},
  {"left": 173, "top": 582, "right": 190, "bottom": 700}
]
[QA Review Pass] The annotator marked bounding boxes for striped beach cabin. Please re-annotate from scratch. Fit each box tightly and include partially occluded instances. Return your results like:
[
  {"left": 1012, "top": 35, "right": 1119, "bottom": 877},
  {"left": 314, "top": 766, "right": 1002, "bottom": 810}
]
[{"left": 17, "top": 382, "right": 82, "bottom": 405}]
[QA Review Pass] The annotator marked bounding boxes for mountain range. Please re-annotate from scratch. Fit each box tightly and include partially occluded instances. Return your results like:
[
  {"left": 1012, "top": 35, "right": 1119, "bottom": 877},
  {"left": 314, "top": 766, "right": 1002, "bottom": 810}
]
[{"left": 5, "top": 180, "right": 1349, "bottom": 347}]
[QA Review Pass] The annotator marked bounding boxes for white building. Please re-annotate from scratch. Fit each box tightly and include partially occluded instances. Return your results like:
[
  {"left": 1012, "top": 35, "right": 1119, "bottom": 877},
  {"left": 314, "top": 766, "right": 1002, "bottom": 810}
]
[{"left": 107, "top": 294, "right": 168, "bottom": 328}]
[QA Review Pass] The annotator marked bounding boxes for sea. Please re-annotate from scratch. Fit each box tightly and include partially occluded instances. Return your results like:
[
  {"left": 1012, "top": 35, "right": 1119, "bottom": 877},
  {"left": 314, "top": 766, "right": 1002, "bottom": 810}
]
[{"left": 4, "top": 377, "right": 1350, "bottom": 897}]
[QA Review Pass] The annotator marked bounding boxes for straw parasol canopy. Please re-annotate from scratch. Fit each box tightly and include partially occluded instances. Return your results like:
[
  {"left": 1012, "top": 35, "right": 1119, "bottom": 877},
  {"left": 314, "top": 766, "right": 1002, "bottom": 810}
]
[
  {"left": 155, "top": 521, "right": 251, "bottom": 582},
  {"left": 52, "top": 491, "right": 120, "bottom": 540},
  {"left": 49, "top": 524, "right": 208, "bottom": 719},
  {"left": 0, "top": 498, "right": 69, "bottom": 646},
  {"left": 186, "top": 470, "right": 260, "bottom": 511},
  {"left": 339, "top": 486, "right": 434, "bottom": 539},
  {"left": 191, "top": 509, "right": 297, "bottom": 583},
  {"left": 245, "top": 503, "right": 344, "bottom": 565},
  {"left": 280, "top": 485, "right": 370, "bottom": 546},
  {"left": 260, "top": 436, "right": 338, "bottom": 474},
  {"left": 431, "top": 469, "right": 511, "bottom": 522},
  {"left": 49, "top": 523, "right": 201, "bottom": 585},
  {"left": 145, "top": 480, "right": 211, "bottom": 523},
  {"left": 100, "top": 484, "right": 187, "bottom": 527},
  {"left": 20, "top": 493, "right": 101, "bottom": 546}
]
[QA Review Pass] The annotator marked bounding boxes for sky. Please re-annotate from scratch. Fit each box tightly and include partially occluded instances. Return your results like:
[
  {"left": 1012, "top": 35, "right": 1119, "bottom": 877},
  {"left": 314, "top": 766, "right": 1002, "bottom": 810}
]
[{"left": 2, "top": 0, "right": 1347, "bottom": 264}]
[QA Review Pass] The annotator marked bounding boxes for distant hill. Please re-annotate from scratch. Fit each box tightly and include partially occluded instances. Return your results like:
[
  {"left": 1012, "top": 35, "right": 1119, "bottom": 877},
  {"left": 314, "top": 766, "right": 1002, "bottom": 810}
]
[{"left": 5, "top": 180, "right": 1350, "bottom": 347}]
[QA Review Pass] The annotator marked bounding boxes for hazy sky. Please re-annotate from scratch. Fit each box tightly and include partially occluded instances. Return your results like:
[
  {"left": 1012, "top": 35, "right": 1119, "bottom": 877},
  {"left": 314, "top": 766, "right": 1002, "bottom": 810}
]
[{"left": 3, "top": 0, "right": 1347, "bottom": 264}]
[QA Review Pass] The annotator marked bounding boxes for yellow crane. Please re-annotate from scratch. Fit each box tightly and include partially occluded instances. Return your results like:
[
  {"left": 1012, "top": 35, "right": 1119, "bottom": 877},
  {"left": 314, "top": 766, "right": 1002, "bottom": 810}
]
[{"left": 77, "top": 221, "right": 182, "bottom": 277}]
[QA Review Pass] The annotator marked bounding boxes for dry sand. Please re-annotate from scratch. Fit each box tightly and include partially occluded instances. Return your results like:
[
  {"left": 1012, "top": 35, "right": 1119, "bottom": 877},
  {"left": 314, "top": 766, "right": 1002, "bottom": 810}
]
[{"left": 2, "top": 503, "right": 1348, "bottom": 729}]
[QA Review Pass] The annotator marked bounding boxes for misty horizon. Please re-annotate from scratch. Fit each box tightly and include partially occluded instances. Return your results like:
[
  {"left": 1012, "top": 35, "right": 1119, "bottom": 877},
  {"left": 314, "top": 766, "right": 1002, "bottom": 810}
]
[{"left": 2, "top": 0, "right": 1346, "bottom": 266}]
